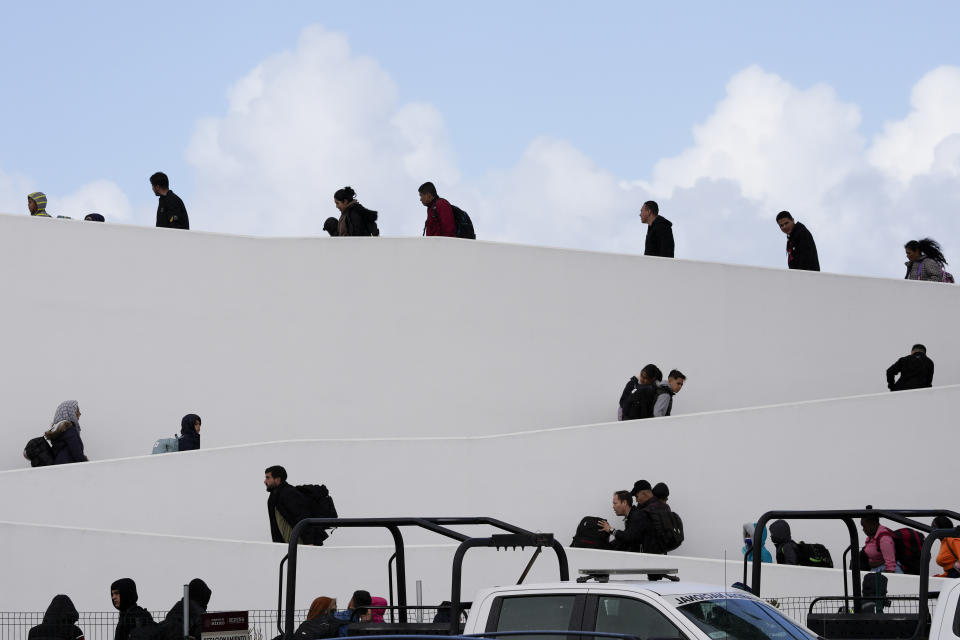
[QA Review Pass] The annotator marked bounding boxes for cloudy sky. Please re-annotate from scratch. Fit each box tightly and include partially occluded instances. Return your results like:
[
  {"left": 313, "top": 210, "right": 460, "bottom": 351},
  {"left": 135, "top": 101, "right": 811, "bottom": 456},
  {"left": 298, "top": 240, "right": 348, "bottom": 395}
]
[{"left": 2, "top": 1, "right": 959, "bottom": 277}]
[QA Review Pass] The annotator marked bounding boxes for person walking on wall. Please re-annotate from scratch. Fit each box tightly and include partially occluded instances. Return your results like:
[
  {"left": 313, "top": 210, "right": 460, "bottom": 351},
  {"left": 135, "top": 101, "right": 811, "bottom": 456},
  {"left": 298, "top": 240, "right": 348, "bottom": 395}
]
[
  {"left": 178, "top": 414, "right": 201, "bottom": 451},
  {"left": 49, "top": 400, "right": 87, "bottom": 464},
  {"left": 776, "top": 211, "right": 820, "bottom": 271},
  {"left": 886, "top": 344, "right": 934, "bottom": 391},
  {"left": 333, "top": 186, "right": 379, "bottom": 236},
  {"left": 619, "top": 364, "right": 662, "bottom": 421},
  {"left": 653, "top": 370, "right": 686, "bottom": 417},
  {"left": 264, "top": 465, "right": 327, "bottom": 545},
  {"left": 419, "top": 182, "right": 456, "bottom": 237},
  {"left": 28, "top": 595, "right": 84, "bottom": 640},
  {"left": 28, "top": 192, "right": 52, "bottom": 217},
  {"left": 110, "top": 578, "right": 154, "bottom": 640},
  {"left": 640, "top": 200, "right": 674, "bottom": 258},
  {"left": 150, "top": 172, "right": 189, "bottom": 230},
  {"left": 904, "top": 238, "right": 951, "bottom": 282}
]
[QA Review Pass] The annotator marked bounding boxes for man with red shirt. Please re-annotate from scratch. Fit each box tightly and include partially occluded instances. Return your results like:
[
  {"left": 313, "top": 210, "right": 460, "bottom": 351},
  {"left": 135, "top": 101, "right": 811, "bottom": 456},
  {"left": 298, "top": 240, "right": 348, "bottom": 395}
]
[{"left": 419, "top": 182, "right": 456, "bottom": 237}]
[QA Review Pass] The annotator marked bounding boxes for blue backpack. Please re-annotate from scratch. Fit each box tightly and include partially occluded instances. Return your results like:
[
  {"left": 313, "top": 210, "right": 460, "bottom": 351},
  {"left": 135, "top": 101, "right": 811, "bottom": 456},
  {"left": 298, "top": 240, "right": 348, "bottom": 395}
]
[{"left": 151, "top": 435, "right": 180, "bottom": 454}]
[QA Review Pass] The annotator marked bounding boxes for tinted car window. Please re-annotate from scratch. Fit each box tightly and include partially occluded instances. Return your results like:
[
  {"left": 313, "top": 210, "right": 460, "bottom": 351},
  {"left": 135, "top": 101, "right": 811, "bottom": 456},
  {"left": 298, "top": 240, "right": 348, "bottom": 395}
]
[
  {"left": 594, "top": 596, "right": 685, "bottom": 640},
  {"left": 495, "top": 595, "right": 578, "bottom": 640},
  {"left": 677, "top": 598, "right": 814, "bottom": 640}
]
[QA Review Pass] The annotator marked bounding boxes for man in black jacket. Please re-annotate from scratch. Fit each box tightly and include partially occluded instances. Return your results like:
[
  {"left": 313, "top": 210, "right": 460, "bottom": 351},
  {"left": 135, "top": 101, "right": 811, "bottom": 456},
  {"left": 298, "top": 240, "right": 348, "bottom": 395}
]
[
  {"left": 151, "top": 172, "right": 190, "bottom": 230},
  {"left": 599, "top": 490, "right": 645, "bottom": 552},
  {"left": 776, "top": 211, "right": 819, "bottom": 271},
  {"left": 111, "top": 578, "right": 154, "bottom": 640},
  {"left": 886, "top": 344, "right": 934, "bottom": 391},
  {"left": 640, "top": 200, "right": 674, "bottom": 258},
  {"left": 264, "top": 465, "right": 326, "bottom": 545}
]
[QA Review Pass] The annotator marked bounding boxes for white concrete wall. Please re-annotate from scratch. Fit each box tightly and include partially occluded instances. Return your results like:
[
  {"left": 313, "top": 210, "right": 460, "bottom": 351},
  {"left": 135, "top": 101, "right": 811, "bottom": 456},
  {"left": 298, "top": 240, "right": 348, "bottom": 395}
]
[
  {"left": 1, "top": 386, "right": 955, "bottom": 568},
  {"left": 2, "top": 213, "right": 958, "bottom": 469},
  {"left": 3, "top": 522, "right": 943, "bottom": 613}
]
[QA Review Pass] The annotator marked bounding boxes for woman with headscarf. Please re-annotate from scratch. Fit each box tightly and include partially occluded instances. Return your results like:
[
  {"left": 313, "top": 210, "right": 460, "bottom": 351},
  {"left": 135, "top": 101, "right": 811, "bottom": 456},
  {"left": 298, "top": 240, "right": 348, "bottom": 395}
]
[
  {"left": 49, "top": 401, "right": 87, "bottom": 464},
  {"left": 904, "top": 238, "right": 952, "bottom": 282},
  {"left": 178, "top": 414, "right": 202, "bottom": 452}
]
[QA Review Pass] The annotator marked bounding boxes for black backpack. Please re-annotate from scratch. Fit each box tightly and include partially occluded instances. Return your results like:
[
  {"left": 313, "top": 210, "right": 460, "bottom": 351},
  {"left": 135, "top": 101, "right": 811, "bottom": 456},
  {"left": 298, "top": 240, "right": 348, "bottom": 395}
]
[
  {"left": 362, "top": 209, "right": 380, "bottom": 237},
  {"left": 646, "top": 509, "right": 684, "bottom": 553},
  {"left": 294, "top": 613, "right": 348, "bottom": 640},
  {"left": 295, "top": 484, "right": 337, "bottom": 545},
  {"left": 621, "top": 384, "right": 655, "bottom": 421},
  {"left": 796, "top": 541, "right": 834, "bottom": 568},
  {"left": 450, "top": 205, "right": 476, "bottom": 239},
  {"left": 570, "top": 516, "right": 610, "bottom": 549},
  {"left": 24, "top": 437, "right": 54, "bottom": 467}
]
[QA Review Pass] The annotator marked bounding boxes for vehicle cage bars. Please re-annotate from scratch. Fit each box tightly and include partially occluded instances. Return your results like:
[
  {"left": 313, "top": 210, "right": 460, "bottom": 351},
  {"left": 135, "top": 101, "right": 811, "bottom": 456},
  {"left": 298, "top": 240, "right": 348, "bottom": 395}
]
[
  {"left": 745, "top": 510, "right": 960, "bottom": 620},
  {"left": 280, "top": 517, "right": 570, "bottom": 639}
]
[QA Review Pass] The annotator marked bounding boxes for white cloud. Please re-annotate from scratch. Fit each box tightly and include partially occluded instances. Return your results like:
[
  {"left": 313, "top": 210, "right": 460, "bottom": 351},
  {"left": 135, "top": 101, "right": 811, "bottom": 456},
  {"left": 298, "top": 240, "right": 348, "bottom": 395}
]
[
  {"left": 181, "top": 26, "right": 960, "bottom": 278},
  {"left": 185, "top": 25, "right": 458, "bottom": 237},
  {"left": 868, "top": 66, "right": 960, "bottom": 183}
]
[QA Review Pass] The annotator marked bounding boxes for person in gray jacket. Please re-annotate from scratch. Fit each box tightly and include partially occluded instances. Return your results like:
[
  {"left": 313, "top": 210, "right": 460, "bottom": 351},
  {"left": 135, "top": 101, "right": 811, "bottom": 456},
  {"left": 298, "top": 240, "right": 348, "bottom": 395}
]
[{"left": 653, "top": 370, "right": 686, "bottom": 417}]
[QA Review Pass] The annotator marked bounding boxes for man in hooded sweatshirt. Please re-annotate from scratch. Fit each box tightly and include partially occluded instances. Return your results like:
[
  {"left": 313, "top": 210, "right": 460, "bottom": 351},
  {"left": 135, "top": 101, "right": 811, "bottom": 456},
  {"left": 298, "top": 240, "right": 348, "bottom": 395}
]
[
  {"left": 769, "top": 519, "right": 800, "bottom": 565},
  {"left": 178, "top": 414, "right": 201, "bottom": 452},
  {"left": 28, "top": 595, "right": 84, "bottom": 640},
  {"left": 160, "top": 578, "right": 210, "bottom": 640},
  {"left": 111, "top": 579, "right": 154, "bottom": 640},
  {"left": 28, "top": 192, "right": 52, "bottom": 217}
]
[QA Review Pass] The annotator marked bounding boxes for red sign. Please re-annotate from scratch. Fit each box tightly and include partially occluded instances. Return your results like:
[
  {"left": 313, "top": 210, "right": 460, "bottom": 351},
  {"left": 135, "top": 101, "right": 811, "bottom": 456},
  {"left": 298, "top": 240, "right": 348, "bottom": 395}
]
[{"left": 202, "top": 612, "right": 249, "bottom": 633}]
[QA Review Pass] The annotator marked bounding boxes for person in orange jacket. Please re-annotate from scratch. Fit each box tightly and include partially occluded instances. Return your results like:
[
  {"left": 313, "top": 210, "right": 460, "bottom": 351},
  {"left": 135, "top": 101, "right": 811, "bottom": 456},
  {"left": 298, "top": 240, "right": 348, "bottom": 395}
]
[{"left": 933, "top": 516, "right": 960, "bottom": 578}]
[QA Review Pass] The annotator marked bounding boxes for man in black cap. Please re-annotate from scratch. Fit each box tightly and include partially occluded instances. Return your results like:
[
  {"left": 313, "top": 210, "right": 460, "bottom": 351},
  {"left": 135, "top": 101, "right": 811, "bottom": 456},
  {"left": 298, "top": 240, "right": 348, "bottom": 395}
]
[{"left": 110, "top": 578, "right": 153, "bottom": 640}]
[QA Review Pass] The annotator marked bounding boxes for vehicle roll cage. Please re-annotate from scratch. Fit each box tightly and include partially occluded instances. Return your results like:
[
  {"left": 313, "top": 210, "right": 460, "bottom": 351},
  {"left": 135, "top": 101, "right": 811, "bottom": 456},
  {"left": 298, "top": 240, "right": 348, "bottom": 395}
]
[
  {"left": 278, "top": 517, "right": 570, "bottom": 639},
  {"left": 744, "top": 508, "right": 960, "bottom": 639}
]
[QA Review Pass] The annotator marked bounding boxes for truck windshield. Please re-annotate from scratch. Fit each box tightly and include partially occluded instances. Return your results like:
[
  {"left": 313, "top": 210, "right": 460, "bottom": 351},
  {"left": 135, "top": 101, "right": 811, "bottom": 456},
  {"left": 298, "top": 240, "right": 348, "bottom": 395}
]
[{"left": 675, "top": 598, "right": 814, "bottom": 640}]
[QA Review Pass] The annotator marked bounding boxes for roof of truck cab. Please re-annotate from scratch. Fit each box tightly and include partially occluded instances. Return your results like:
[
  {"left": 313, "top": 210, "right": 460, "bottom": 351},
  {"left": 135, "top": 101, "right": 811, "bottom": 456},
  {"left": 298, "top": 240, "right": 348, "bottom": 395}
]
[{"left": 479, "top": 581, "right": 759, "bottom": 598}]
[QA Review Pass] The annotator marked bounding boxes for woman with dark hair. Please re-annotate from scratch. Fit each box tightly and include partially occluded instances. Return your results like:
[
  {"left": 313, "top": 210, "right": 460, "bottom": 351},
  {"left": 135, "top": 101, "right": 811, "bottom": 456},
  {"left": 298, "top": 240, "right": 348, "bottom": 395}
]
[
  {"left": 933, "top": 516, "right": 960, "bottom": 578},
  {"left": 904, "top": 238, "right": 951, "bottom": 282},
  {"left": 333, "top": 186, "right": 379, "bottom": 237}
]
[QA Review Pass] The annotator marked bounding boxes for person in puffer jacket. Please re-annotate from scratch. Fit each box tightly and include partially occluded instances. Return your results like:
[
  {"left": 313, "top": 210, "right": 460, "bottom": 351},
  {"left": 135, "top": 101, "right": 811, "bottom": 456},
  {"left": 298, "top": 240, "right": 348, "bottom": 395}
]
[
  {"left": 178, "top": 414, "right": 201, "bottom": 452},
  {"left": 769, "top": 519, "right": 800, "bottom": 565},
  {"left": 49, "top": 401, "right": 87, "bottom": 464},
  {"left": 28, "top": 595, "right": 84, "bottom": 640},
  {"left": 904, "top": 238, "right": 949, "bottom": 281}
]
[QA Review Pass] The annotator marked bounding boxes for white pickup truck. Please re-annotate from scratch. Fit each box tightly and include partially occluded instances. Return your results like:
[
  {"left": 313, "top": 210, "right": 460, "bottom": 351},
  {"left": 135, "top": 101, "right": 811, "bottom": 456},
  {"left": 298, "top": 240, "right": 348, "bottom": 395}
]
[{"left": 463, "top": 574, "right": 960, "bottom": 640}]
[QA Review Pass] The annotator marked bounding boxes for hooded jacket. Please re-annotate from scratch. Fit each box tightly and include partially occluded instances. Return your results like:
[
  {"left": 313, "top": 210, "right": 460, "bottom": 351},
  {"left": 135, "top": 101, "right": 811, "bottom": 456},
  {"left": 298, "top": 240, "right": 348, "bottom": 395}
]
[
  {"left": 742, "top": 522, "right": 773, "bottom": 563},
  {"left": 28, "top": 595, "right": 84, "bottom": 640},
  {"left": 785, "top": 222, "right": 820, "bottom": 271},
  {"left": 338, "top": 202, "right": 379, "bottom": 237},
  {"left": 158, "top": 579, "right": 210, "bottom": 640},
  {"left": 769, "top": 519, "right": 800, "bottom": 565},
  {"left": 644, "top": 215, "right": 674, "bottom": 258},
  {"left": 886, "top": 352, "right": 934, "bottom": 391},
  {"left": 178, "top": 414, "right": 201, "bottom": 452},
  {"left": 112, "top": 579, "right": 154, "bottom": 640},
  {"left": 29, "top": 192, "right": 51, "bottom": 217}
]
